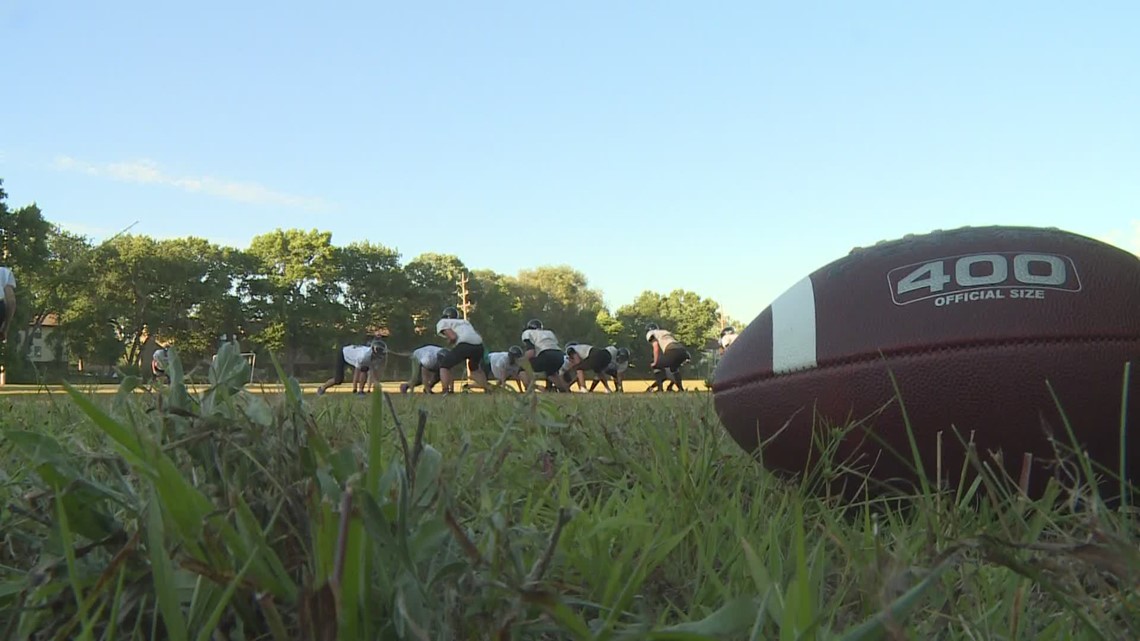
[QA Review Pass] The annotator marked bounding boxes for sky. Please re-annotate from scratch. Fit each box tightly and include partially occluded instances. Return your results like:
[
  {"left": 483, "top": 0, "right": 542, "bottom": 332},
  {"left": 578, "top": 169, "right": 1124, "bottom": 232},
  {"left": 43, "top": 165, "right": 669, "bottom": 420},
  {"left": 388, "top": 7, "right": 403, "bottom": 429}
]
[{"left": 2, "top": 1, "right": 1138, "bottom": 325}]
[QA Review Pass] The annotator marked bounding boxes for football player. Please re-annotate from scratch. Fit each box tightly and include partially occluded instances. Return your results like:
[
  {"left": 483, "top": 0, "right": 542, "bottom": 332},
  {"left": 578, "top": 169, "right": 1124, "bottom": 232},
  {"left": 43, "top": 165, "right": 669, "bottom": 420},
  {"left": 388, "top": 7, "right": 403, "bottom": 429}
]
[
  {"left": 435, "top": 306, "right": 491, "bottom": 393},
  {"left": 644, "top": 323, "right": 690, "bottom": 392},
  {"left": 565, "top": 342, "right": 614, "bottom": 392},
  {"left": 317, "top": 338, "right": 387, "bottom": 396},
  {"left": 400, "top": 344, "right": 450, "bottom": 394},
  {"left": 520, "top": 318, "right": 573, "bottom": 392},
  {"left": 589, "top": 346, "right": 631, "bottom": 392},
  {"left": 719, "top": 326, "right": 738, "bottom": 354},
  {"left": 0, "top": 265, "right": 15, "bottom": 344},
  {"left": 479, "top": 345, "right": 527, "bottom": 391}
]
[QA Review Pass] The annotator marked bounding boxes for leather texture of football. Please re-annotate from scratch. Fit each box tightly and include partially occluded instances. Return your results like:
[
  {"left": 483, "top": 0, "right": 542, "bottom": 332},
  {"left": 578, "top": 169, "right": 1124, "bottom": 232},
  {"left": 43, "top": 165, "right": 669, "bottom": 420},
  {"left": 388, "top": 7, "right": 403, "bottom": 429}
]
[{"left": 711, "top": 225, "right": 1140, "bottom": 499}]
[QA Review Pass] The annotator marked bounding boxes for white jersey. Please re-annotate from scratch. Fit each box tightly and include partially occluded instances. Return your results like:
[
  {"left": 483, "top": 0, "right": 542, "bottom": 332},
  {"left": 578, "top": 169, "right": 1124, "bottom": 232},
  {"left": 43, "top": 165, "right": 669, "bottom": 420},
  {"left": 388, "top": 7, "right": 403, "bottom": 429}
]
[
  {"left": 343, "top": 344, "right": 375, "bottom": 368},
  {"left": 0, "top": 266, "right": 14, "bottom": 291},
  {"left": 646, "top": 328, "right": 682, "bottom": 351},
  {"left": 437, "top": 318, "right": 483, "bottom": 345},
  {"left": 522, "top": 328, "right": 560, "bottom": 353},
  {"left": 605, "top": 346, "right": 629, "bottom": 374},
  {"left": 485, "top": 351, "right": 519, "bottom": 380},
  {"left": 719, "top": 333, "right": 738, "bottom": 350},
  {"left": 567, "top": 343, "right": 594, "bottom": 357},
  {"left": 152, "top": 348, "right": 169, "bottom": 368},
  {"left": 412, "top": 345, "right": 445, "bottom": 369}
]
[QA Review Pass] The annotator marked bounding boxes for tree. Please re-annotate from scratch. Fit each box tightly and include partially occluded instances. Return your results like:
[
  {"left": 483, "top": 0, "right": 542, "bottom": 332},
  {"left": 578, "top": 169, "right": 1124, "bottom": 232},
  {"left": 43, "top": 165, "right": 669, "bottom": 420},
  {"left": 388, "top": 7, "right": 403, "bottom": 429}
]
[
  {"left": 467, "top": 269, "right": 525, "bottom": 349},
  {"left": 510, "top": 265, "right": 609, "bottom": 346},
  {"left": 615, "top": 289, "right": 721, "bottom": 372},
  {"left": 338, "top": 241, "right": 409, "bottom": 343},
  {"left": 246, "top": 229, "right": 346, "bottom": 374},
  {"left": 0, "top": 180, "right": 54, "bottom": 381},
  {"left": 0, "top": 179, "right": 51, "bottom": 272},
  {"left": 403, "top": 253, "right": 467, "bottom": 338}
]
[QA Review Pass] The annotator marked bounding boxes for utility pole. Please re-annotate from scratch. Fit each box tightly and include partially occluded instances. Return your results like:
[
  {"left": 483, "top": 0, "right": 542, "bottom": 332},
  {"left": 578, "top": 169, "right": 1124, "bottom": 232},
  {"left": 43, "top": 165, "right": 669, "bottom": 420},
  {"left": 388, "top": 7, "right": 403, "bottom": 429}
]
[
  {"left": 456, "top": 272, "right": 473, "bottom": 319},
  {"left": 456, "top": 272, "right": 474, "bottom": 381}
]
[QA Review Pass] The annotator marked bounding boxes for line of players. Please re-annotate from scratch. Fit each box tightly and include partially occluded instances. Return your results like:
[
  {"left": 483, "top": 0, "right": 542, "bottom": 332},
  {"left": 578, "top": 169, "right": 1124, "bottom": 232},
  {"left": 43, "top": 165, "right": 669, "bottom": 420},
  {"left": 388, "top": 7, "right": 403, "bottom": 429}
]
[{"left": 315, "top": 306, "right": 740, "bottom": 396}]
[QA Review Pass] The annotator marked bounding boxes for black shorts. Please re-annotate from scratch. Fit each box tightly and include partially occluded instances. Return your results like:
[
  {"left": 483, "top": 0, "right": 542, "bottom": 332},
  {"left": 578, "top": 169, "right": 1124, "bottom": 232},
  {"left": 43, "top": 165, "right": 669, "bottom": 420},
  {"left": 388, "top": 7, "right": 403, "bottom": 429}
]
[
  {"left": 581, "top": 348, "right": 612, "bottom": 373},
  {"left": 655, "top": 346, "right": 690, "bottom": 372},
  {"left": 531, "top": 348, "right": 565, "bottom": 377},
  {"left": 0, "top": 300, "right": 6, "bottom": 325},
  {"left": 439, "top": 342, "right": 484, "bottom": 370}
]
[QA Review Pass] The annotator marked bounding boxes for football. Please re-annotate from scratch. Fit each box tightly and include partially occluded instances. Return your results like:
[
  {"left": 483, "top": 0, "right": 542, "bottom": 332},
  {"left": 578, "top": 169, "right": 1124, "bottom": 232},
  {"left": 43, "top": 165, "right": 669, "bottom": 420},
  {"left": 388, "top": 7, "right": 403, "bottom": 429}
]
[{"left": 711, "top": 225, "right": 1140, "bottom": 499}]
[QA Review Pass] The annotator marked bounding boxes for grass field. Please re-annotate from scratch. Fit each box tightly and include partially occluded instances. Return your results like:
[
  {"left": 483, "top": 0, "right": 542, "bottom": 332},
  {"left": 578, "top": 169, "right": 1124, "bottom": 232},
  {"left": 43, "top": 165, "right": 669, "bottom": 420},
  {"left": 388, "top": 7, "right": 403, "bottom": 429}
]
[
  {"left": 2, "top": 351, "right": 1138, "bottom": 640},
  {"left": 0, "top": 378, "right": 703, "bottom": 396}
]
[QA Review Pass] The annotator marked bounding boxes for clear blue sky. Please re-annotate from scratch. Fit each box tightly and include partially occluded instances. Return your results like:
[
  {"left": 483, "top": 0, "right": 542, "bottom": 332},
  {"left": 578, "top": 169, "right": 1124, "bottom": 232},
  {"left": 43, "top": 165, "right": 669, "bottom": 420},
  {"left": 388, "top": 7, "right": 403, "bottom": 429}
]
[{"left": 2, "top": 1, "right": 1137, "bottom": 324}]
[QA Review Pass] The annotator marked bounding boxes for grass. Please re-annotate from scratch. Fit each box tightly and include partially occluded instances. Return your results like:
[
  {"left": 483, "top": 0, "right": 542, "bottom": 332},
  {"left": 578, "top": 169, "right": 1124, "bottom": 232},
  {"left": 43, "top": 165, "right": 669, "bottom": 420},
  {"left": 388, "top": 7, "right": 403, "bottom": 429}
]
[{"left": 0, "top": 345, "right": 1137, "bottom": 640}]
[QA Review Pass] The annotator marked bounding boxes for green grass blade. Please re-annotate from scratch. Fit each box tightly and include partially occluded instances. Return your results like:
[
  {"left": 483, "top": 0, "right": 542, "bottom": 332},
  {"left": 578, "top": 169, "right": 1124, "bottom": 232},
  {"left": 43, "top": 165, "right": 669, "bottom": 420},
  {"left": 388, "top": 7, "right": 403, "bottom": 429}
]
[
  {"left": 146, "top": 490, "right": 188, "bottom": 641},
  {"left": 54, "top": 491, "right": 94, "bottom": 641},
  {"left": 837, "top": 552, "right": 959, "bottom": 641}
]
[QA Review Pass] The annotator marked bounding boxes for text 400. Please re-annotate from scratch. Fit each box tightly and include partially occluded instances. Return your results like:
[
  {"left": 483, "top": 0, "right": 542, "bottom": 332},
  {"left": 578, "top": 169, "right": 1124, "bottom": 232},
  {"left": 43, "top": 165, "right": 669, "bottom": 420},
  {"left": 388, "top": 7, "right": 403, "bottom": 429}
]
[{"left": 896, "top": 253, "right": 1067, "bottom": 296}]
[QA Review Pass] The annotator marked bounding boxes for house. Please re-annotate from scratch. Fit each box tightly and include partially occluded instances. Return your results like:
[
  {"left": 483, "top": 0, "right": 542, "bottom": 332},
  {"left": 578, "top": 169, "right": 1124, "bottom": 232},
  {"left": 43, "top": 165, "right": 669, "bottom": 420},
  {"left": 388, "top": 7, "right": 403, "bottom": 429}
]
[{"left": 22, "top": 314, "right": 67, "bottom": 363}]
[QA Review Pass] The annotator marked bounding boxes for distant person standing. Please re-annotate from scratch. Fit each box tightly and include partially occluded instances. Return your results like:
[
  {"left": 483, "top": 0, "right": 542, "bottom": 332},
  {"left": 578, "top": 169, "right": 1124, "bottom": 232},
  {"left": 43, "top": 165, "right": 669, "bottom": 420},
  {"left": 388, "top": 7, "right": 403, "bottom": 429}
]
[
  {"left": 436, "top": 306, "right": 491, "bottom": 393},
  {"left": 521, "top": 318, "right": 573, "bottom": 392},
  {"left": 644, "top": 322, "right": 691, "bottom": 392},
  {"left": 317, "top": 338, "right": 387, "bottom": 396},
  {"left": 0, "top": 265, "right": 15, "bottom": 344}
]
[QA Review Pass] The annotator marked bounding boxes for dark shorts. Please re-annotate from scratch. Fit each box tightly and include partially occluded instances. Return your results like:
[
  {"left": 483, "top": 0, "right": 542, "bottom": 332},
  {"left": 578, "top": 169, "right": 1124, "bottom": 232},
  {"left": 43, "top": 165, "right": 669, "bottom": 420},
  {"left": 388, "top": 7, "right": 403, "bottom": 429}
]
[
  {"left": 581, "top": 348, "right": 612, "bottom": 373},
  {"left": 439, "top": 342, "right": 484, "bottom": 370},
  {"left": 0, "top": 300, "right": 6, "bottom": 325},
  {"left": 531, "top": 348, "right": 565, "bottom": 377},
  {"left": 655, "top": 346, "right": 690, "bottom": 372}
]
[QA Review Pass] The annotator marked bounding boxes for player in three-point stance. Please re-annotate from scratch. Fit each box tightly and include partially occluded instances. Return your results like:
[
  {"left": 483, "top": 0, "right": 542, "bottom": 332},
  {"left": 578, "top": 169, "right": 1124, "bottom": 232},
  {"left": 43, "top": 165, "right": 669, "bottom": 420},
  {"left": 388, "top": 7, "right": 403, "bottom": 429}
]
[
  {"left": 645, "top": 322, "right": 691, "bottom": 392},
  {"left": 718, "top": 326, "right": 738, "bottom": 354},
  {"left": 478, "top": 345, "right": 526, "bottom": 391},
  {"left": 520, "top": 318, "right": 573, "bottom": 392},
  {"left": 436, "top": 306, "right": 491, "bottom": 394},
  {"left": 317, "top": 338, "right": 388, "bottom": 396},
  {"left": 588, "top": 346, "right": 631, "bottom": 392},
  {"left": 0, "top": 265, "right": 15, "bottom": 345},
  {"left": 400, "top": 344, "right": 450, "bottom": 394},
  {"left": 565, "top": 342, "right": 614, "bottom": 393}
]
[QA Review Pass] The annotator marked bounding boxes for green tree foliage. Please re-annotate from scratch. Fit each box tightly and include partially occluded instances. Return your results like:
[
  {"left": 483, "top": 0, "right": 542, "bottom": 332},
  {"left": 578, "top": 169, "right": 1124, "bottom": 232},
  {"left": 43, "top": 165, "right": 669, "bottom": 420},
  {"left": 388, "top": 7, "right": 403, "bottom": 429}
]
[
  {"left": 246, "top": 229, "right": 345, "bottom": 373},
  {"left": 338, "top": 241, "right": 410, "bottom": 344},
  {"left": 3, "top": 178, "right": 742, "bottom": 381},
  {"left": 0, "top": 179, "right": 52, "bottom": 272},
  {"left": 0, "top": 181, "right": 53, "bottom": 375},
  {"left": 403, "top": 252, "right": 467, "bottom": 336},
  {"left": 511, "top": 265, "right": 608, "bottom": 346},
  {"left": 467, "top": 269, "right": 525, "bottom": 350},
  {"left": 615, "top": 289, "right": 722, "bottom": 366}
]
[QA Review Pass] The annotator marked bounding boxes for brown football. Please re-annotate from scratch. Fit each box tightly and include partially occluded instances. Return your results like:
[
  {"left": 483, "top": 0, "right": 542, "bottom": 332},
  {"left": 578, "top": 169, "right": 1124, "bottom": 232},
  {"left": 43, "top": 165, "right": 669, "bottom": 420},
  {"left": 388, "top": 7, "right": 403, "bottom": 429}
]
[{"left": 711, "top": 225, "right": 1140, "bottom": 499}]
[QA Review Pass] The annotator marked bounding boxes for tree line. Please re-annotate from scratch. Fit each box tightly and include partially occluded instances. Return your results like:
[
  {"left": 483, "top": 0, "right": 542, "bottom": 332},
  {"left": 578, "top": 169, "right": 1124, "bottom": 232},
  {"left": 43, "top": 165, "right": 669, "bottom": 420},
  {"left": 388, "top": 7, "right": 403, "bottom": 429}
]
[{"left": 0, "top": 180, "right": 744, "bottom": 382}]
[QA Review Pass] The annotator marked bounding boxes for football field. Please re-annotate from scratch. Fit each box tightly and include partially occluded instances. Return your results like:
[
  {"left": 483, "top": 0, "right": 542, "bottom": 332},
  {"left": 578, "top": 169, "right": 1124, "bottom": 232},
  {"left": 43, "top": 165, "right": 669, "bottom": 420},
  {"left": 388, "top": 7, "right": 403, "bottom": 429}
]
[{"left": 0, "top": 377, "right": 709, "bottom": 396}]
